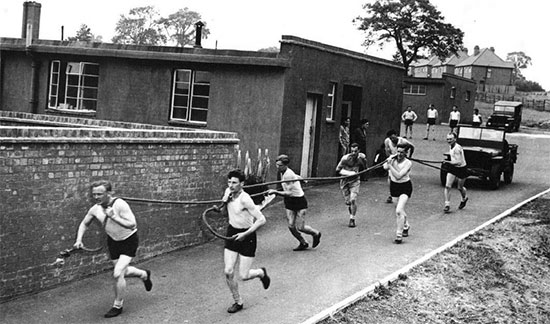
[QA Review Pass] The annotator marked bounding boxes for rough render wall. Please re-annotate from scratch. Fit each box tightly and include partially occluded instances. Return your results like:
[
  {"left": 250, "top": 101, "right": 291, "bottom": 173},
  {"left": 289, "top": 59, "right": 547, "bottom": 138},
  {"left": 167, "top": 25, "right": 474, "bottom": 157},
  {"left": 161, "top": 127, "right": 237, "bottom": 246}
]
[{"left": 0, "top": 115, "right": 238, "bottom": 302}]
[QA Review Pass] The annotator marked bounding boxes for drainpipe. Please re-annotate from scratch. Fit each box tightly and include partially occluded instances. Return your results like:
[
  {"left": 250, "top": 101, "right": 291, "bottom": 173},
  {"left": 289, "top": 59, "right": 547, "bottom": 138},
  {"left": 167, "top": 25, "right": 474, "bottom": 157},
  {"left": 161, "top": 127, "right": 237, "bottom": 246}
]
[
  {"left": 23, "top": 1, "right": 41, "bottom": 114},
  {"left": 194, "top": 21, "right": 204, "bottom": 48}
]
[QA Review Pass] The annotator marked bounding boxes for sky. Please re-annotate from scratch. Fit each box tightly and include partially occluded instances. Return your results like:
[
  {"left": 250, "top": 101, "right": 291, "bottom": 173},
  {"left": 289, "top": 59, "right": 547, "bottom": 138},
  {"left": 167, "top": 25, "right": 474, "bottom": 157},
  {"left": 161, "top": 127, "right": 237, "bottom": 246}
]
[{"left": 0, "top": 0, "right": 548, "bottom": 89}]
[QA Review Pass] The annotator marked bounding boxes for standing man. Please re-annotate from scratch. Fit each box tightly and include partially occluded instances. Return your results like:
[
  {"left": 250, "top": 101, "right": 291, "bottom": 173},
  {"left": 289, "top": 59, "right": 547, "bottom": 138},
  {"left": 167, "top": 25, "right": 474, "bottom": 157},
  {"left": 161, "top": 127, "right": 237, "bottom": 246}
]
[
  {"left": 472, "top": 108, "right": 483, "bottom": 127},
  {"left": 384, "top": 129, "right": 415, "bottom": 203},
  {"left": 383, "top": 144, "right": 413, "bottom": 244},
  {"left": 401, "top": 106, "right": 418, "bottom": 139},
  {"left": 220, "top": 169, "right": 270, "bottom": 314},
  {"left": 443, "top": 132, "right": 469, "bottom": 213},
  {"left": 448, "top": 105, "right": 461, "bottom": 133},
  {"left": 74, "top": 180, "right": 152, "bottom": 318},
  {"left": 268, "top": 155, "right": 321, "bottom": 251},
  {"left": 352, "top": 119, "right": 370, "bottom": 155},
  {"left": 336, "top": 143, "right": 368, "bottom": 228},
  {"left": 424, "top": 104, "right": 439, "bottom": 140},
  {"left": 339, "top": 117, "right": 351, "bottom": 158}
]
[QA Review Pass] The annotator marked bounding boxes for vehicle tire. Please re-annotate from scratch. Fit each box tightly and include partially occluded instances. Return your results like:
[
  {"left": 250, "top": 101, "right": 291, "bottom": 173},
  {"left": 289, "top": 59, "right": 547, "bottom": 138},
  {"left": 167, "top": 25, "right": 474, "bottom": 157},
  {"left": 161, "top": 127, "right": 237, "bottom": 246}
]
[
  {"left": 504, "top": 163, "right": 514, "bottom": 184},
  {"left": 489, "top": 164, "right": 501, "bottom": 189}
]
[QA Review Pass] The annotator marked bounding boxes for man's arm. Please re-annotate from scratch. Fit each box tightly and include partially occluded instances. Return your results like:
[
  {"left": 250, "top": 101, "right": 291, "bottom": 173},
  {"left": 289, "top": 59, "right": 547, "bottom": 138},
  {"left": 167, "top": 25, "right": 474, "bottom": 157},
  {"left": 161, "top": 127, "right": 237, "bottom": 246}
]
[
  {"left": 74, "top": 209, "right": 95, "bottom": 248},
  {"left": 105, "top": 200, "right": 136, "bottom": 229},
  {"left": 387, "top": 160, "right": 412, "bottom": 180}
]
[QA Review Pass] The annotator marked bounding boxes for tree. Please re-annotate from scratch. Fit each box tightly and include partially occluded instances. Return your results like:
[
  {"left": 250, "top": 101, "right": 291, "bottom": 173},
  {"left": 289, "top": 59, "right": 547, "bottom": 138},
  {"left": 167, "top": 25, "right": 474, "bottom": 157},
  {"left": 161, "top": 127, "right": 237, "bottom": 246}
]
[
  {"left": 354, "top": 0, "right": 464, "bottom": 74},
  {"left": 507, "top": 51, "right": 532, "bottom": 80},
  {"left": 257, "top": 46, "right": 279, "bottom": 53},
  {"left": 67, "top": 24, "right": 102, "bottom": 42},
  {"left": 157, "top": 8, "right": 209, "bottom": 47},
  {"left": 514, "top": 79, "right": 545, "bottom": 92},
  {"left": 112, "top": 6, "right": 166, "bottom": 45}
]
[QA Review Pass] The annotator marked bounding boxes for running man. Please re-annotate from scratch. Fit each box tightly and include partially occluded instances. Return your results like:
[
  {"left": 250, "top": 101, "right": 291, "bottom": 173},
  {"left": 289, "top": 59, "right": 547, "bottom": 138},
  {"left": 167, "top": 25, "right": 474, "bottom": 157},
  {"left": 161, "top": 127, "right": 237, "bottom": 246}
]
[
  {"left": 219, "top": 169, "right": 270, "bottom": 314},
  {"left": 424, "top": 104, "right": 439, "bottom": 140},
  {"left": 74, "top": 180, "right": 152, "bottom": 318},
  {"left": 443, "top": 132, "right": 469, "bottom": 213},
  {"left": 384, "top": 129, "right": 415, "bottom": 203},
  {"left": 384, "top": 144, "right": 413, "bottom": 244},
  {"left": 268, "top": 154, "right": 321, "bottom": 251},
  {"left": 336, "top": 143, "right": 368, "bottom": 227},
  {"left": 401, "top": 106, "right": 418, "bottom": 139}
]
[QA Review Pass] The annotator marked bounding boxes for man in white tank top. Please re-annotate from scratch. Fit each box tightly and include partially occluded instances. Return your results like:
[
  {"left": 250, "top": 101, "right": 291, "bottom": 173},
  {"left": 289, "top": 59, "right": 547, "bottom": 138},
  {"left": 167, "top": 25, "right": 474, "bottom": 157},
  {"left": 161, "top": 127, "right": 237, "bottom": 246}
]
[
  {"left": 443, "top": 133, "right": 469, "bottom": 213},
  {"left": 74, "top": 180, "right": 152, "bottom": 318}
]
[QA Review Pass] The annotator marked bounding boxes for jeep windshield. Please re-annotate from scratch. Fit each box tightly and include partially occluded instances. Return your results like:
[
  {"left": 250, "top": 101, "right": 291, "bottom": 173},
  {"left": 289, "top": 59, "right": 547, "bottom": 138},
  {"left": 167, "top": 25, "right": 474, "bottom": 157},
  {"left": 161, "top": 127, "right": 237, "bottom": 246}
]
[
  {"left": 459, "top": 127, "right": 504, "bottom": 142},
  {"left": 494, "top": 105, "right": 515, "bottom": 114}
]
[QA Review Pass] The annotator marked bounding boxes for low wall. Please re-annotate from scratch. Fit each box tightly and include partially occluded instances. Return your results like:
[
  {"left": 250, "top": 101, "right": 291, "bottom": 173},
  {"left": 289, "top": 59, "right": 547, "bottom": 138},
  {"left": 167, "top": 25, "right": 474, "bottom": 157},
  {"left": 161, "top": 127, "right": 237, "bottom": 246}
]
[{"left": 0, "top": 113, "right": 239, "bottom": 302}]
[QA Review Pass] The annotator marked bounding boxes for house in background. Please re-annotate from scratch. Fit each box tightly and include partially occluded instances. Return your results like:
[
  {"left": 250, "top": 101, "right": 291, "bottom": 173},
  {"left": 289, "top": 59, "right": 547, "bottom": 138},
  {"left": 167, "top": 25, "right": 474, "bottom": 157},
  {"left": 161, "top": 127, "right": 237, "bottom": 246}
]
[{"left": 0, "top": 1, "right": 405, "bottom": 179}]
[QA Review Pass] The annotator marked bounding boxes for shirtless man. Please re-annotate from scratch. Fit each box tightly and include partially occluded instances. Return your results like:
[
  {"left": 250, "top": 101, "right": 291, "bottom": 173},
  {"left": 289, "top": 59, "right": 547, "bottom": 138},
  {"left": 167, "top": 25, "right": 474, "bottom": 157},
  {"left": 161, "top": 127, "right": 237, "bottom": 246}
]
[{"left": 336, "top": 143, "right": 368, "bottom": 228}]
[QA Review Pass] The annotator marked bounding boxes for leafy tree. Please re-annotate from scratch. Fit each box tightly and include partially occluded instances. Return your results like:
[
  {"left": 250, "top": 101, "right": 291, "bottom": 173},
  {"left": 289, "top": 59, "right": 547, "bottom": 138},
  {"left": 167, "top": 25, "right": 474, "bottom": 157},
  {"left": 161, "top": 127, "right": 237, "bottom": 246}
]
[
  {"left": 112, "top": 6, "right": 166, "bottom": 45},
  {"left": 67, "top": 24, "right": 102, "bottom": 42},
  {"left": 515, "top": 79, "right": 545, "bottom": 92},
  {"left": 157, "top": 8, "right": 209, "bottom": 47},
  {"left": 257, "top": 46, "right": 279, "bottom": 53},
  {"left": 354, "top": 0, "right": 464, "bottom": 74},
  {"left": 507, "top": 51, "right": 532, "bottom": 80}
]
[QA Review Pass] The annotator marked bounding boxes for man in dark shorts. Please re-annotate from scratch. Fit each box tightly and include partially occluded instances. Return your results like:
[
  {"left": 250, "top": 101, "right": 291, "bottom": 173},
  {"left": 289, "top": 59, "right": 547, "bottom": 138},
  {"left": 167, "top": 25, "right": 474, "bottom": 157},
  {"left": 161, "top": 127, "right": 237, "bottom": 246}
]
[
  {"left": 443, "top": 132, "right": 469, "bottom": 213},
  {"left": 424, "top": 104, "right": 438, "bottom": 140},
  {"left": 401, "top": 106, "right": 418, "bottom": 139},
  {"left": 74, "top": 180, "right": 152, "bottom": 318},
  {"left": 336, "top": 143, "right": 368, "bottom": 227},
  {"left": 220, "top": 169, "right": 270, "bottom": 314},
  {"left": 268, "top": 154, "right": 321, "bottom": 251}
]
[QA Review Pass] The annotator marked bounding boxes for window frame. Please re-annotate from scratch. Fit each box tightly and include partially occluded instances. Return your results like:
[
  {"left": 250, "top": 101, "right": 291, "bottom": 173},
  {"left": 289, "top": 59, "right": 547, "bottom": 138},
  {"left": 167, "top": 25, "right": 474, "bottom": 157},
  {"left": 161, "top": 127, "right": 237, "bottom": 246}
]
[
  {"left": 170, "top": 69, "right": 211, "bottom": 124},
  {"left": 326, "top": 82, "right": 337, "bottom": 121},
  {"left": 403, "top": 84, "right": 427, "bottom": 95},
  {"left": 47, "top": 60, "right": 99, "bottom": 113}
]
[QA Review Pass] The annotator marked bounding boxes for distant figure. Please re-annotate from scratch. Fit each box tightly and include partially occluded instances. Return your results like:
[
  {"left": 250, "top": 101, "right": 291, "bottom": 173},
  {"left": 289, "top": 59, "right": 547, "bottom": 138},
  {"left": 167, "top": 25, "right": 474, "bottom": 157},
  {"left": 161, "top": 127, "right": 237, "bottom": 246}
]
[
  {"left": 472, "top": 108, "right": 482, "bottom": 127},
  {"left": 268, "top": 154, "right": 321, "bottom": 251},
  {"left": 401, "top": 106, "right": 418, "bottom": 139},
  {"left": 424, "top": 104, "right": 439, "bottom": 140},
  {"left": 449, "top": 105, "right": 461, "bottom": 133},
  {"left": 352, "top": 119, "right": 370, "bottom": 155},
  {"left": 443, "top": 132, "right": 469, "bottom": 213},
  {"left": 339, "top": 117, "right": 351, "bottom": 157}
]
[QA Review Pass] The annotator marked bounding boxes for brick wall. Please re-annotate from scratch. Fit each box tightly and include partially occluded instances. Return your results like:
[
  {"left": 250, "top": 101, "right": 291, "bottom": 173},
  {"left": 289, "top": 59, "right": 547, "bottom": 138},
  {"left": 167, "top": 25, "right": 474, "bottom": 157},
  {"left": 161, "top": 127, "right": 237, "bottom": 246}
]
[{"left": 0, "top": 113, "right": 239, "bottom": 302}]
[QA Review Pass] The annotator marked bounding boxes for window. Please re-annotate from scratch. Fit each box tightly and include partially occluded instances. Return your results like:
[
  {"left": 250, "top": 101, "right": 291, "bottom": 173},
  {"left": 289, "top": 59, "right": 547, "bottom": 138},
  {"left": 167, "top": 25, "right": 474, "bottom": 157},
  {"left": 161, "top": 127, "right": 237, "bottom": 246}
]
[
  {"left": 450, "top": 87, "right": 456, "bottom": 99},
  {"left": 403, "top": 84, "right": 426, "bottom": 95},
  {"left": 326, "top": 82, "right": 337, "bottom": 121},
  {"left": 48, "top": 61, "right": 99, "bottom": 111},
  {"left": 465, "top": 90, "right": 471, "bottom": 102},
  {"left": 486, "top": 68, "right": 492, "bottom": 79},
  {"left": 171, "top": 69, "right": 211, "bottom": 124}
]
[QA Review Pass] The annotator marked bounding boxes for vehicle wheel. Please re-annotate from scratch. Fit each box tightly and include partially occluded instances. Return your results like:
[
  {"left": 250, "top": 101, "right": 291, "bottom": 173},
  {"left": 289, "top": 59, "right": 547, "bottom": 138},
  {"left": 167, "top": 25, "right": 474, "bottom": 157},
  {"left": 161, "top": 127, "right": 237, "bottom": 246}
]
[
  {"left": 489, "top": 164, "right": 501, "bottom": 189},
  {"left": 440, "top": 169, "right": 447, "bottom": 186},
  {"left": 503, "top": 163, "right": 514, "bottom": 184}
]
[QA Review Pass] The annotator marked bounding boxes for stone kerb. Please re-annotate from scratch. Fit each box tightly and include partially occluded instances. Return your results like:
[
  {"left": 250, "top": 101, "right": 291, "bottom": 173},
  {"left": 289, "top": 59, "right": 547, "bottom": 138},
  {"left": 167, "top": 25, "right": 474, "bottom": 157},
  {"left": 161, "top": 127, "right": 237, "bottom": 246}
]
[{"left": 0, "top": 123, "right": 239, "bottom": 302}]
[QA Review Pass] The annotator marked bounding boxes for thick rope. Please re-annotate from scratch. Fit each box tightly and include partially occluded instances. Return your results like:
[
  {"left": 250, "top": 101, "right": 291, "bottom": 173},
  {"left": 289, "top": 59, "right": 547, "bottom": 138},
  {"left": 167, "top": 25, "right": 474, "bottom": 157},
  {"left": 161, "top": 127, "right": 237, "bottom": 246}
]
[
  {"left": 52, "top": 245, "right": 103, "bottom": 266},
  {"left": 201, "top": 205, "right": 234, "bottom": 241}
]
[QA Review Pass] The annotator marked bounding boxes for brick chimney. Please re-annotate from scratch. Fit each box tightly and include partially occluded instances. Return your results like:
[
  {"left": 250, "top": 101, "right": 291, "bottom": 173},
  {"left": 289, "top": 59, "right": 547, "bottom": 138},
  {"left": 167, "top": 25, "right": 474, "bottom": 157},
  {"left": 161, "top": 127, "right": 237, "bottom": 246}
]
[
  {"left": 489, "top": 47, "right": 495, "bottom": 52},
  {"left": 473, "top": 45, "right": 480, "bottom": 56},
  {"left": 194, "top": 21, "right": 204, "bottom": 48},
  {"left": 21, "top": 1, "right": 41, "bottom": 41}
]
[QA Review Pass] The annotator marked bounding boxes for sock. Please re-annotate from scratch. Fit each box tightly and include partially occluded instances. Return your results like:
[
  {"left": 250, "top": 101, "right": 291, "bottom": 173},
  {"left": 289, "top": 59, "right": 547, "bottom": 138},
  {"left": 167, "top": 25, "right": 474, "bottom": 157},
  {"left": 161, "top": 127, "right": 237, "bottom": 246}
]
[
  {"left": 349, "top": 215, "right": 355, "bottom": 219},
  {"left": 113, "top": 300, "right": 123, "bottom": 308},
  {"left": 445, "top": 201, "right": 450, "bottom": 206}
]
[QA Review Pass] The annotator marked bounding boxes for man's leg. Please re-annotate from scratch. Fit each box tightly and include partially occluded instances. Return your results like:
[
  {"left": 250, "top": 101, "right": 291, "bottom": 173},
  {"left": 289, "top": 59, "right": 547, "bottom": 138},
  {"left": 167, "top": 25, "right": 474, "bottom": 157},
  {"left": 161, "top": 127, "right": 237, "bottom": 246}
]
[
  {"left": 444, "top": 173, "right": 456, "bottom": 212},
  {"left": 394, "top": 194, "right": 409, "bottom": 243},
  {"left": 224, "top": 249, "right": 242, "bottom": 307},
  {"left": 457, "top": 178, "right": 468, "bottom": 209},
  {"left": 286, "top": 210, "right": 307, "bottom": 244},
  {"left": 425, "top": 124, "right": 430, "bottom": 139},
  {"left": 295, "top": 209, "right": 319, "bottom": 236}
]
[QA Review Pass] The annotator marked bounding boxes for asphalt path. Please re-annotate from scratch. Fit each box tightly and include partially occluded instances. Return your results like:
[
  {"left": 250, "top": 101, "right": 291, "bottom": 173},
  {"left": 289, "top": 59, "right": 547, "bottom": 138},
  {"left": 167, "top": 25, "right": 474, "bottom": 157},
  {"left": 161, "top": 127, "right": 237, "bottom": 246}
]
[{"left": 2, "top": 124, "right": 550, "bottom": 324}]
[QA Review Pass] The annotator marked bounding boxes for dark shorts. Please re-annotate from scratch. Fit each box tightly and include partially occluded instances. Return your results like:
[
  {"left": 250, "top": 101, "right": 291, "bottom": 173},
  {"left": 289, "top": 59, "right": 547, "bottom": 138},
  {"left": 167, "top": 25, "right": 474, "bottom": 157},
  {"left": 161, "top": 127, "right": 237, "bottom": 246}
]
[
  {"left": 284, "top": 196, "right": 308, "bottom": 211},
  {"left": 472, "top": 122, "right": 481, "bottom": 127},
  {"left": 404, "top": 119, "right": 414, "bottom": 126},
  {"left": 390, "top": 180, "right": 413, "bottom": 198},
  {"left": 427, "top": 118, "right": 436, "bottom": 125},
  {"left": 444, "top": 164, "right": 470, "bottom": 179},
  {"left": 107, "top": 232, "right": 139, "bottom": 260},
  {"left": 224, "top": 225, "right": 257, "bottom": 257},
  {"left": 450, "top": 120, "right": 458, "bottom": 128}
]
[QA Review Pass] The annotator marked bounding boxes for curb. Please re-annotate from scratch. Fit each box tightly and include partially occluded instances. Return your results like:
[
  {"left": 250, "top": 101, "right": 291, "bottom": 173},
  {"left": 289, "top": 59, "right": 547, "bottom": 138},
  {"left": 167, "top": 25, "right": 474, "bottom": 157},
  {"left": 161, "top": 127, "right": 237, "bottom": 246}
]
[{"left": 301, "top": 187, "right": 550, "bottom": 324}]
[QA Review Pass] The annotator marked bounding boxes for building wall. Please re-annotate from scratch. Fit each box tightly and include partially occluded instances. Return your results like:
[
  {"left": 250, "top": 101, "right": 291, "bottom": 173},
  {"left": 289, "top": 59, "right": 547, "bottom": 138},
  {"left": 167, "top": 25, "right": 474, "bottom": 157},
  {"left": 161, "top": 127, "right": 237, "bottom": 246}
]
[
  {"left": 471, "top": 66, "right": 513, "bottom": 86},
  {"left": 0, "top": 52, "right": 33, "bottom": 113},
  {"left": 0, "top": 115, "right": 238, "bottom": 302},
  {"left": 279, "top": 38, "right": 404, "bottom": 176}
]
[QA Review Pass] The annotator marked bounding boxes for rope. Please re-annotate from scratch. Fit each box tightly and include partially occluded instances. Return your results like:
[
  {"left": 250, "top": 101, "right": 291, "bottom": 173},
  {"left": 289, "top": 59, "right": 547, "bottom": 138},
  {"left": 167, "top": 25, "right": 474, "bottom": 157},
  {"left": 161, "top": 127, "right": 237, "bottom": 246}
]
[
  {"left": 52, "top": 245, "right": 103, "bottom": 266},
  {"left": 409, "top": 157, "right": 445, "bottom": 171},
  {"left": 201, "top": 205, "right": 234, "bottom": 241}
]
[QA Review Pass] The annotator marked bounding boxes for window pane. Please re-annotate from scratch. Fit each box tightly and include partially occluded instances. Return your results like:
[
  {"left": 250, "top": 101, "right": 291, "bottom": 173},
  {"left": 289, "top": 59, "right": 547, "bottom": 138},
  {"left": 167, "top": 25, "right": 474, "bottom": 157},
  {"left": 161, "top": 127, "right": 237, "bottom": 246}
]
[
  {"left": 81, "top": 87, "right": 98, "bottom": 99},
  {"left": 65, "top": 97, "right": 77, "bottom": 108},
  {"left": 176, "top": 70, "right": 191, "bottom": 82},
  {"left": 81, "top": 100, "right": 97, "bottom": 111},
  {"left": 83, "top": 63, "right": 99, "bottom": 75},
  {"left": 175, "top": 82, "right": 189, "bottom": 95},
  {"left": 193, "top": 84, "right": 210, "bottom": 96},
  {"left": 49, "top": 96, "right": 57, "bottom": 107},
  {"left": 191, "top": 96, "right": 209, "bottom": 108},
  {"left": 67, "top": 75, "right": 79, "bottom": 86},
  {"left": 194, "top": 71, "right": 210, "bottom": 83},
  {"left": 83, "top": 75, "right": 98, "bottom": 87},
  {"left": 174, "top": 95, "right": 188, "bottom": 107},
  {"left": 172, "top": 107, "right": 188, "bottom": 120},
  {"left": 66, "top": 86, "right": 78, "bottom": 98},
  {"left": 190, "top": 108, "right": 207, "bottom": 122}
]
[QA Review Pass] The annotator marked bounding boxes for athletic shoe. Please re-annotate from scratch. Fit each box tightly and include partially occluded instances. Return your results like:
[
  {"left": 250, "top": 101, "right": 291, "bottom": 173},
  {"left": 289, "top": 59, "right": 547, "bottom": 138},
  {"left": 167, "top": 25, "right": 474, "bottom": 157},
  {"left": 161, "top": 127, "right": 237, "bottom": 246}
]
[
  {"left": 143, "top": 270, "right": 153, "bottom": 291},
  {"left": 444, "top": 205, "right": 450, "bottom": 213},
  {"left": 312, "top": 232, "right": 322, "bottom": 248},
  {"left": 402, "top": 227, "right": 409, "bottom": 237},
  {"left": 433, "top": 138, "right": 436, "bottom": 141},
  {"left": 260, "top": 267, "right": 271, "bottom": 289},
  {"left": 458, "top": 197, "right": 469, "bottom": 210},
  {"left": 348, "top": 219, "right": 356, "bottom": 228},
  {"left": 423, "top": 137, "right": 428, "bottom": 140},
  {"left": 394, "top": 238, "right": 403, "bottom": 244},
  {"left": 293, "top": 242, "right": 309, "bottom": 251},
  {"left": 386, "top": 196, "right": 393, "bottom": 203},
  {"left": 227, "top": 303, "right": 243, "bottom": 313},
  {"left": 104, "top": 307, "right": 123, "bottom": 318}
]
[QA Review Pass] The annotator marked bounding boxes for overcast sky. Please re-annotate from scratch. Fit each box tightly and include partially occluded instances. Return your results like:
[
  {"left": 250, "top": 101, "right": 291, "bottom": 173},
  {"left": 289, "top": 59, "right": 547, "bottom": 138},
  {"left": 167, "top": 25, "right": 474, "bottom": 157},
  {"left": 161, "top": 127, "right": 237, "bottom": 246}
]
[{"left": 1, "top": 0, "right": 547, "bottom": 89}]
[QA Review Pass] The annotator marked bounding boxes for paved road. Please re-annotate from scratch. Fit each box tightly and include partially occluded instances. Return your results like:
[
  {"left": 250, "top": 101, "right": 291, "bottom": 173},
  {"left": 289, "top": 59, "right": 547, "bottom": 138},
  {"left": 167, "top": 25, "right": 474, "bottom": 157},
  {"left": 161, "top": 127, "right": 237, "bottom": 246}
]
[{"left": 2, "top": 125, "right": 550, "bottom": 324}]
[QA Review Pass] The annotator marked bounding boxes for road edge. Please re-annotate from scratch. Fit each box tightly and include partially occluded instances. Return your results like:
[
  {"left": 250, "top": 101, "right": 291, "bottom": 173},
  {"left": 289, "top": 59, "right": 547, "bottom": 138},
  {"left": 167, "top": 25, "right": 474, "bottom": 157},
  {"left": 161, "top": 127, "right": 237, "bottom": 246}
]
[{"left": 301, "top": 187, "right": 550, "bottom": 324}]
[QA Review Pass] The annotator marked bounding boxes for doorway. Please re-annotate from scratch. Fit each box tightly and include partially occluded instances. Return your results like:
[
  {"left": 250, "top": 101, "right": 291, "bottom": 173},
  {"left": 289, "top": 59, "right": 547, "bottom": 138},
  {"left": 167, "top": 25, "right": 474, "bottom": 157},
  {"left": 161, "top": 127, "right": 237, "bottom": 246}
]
[{"left": 301, "top": 94, "right": 321, "bottom": 177}]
